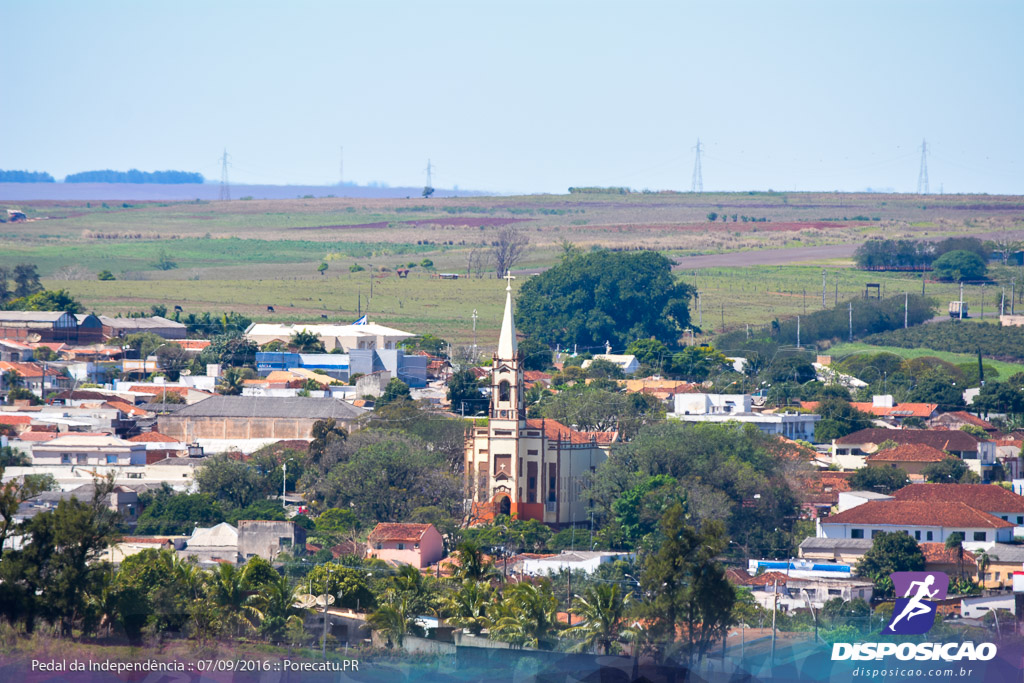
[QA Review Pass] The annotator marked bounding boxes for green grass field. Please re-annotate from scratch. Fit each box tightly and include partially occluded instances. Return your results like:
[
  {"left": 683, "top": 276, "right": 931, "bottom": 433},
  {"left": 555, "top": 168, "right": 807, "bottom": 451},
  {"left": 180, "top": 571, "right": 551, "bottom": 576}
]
[{"left": 827, "top": 342, "right": 1024, "bottom": 379}]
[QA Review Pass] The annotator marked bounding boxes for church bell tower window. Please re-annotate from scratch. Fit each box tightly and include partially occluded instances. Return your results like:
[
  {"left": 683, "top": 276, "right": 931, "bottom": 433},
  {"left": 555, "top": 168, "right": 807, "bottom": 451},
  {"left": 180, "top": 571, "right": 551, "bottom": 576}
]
[{"left": 498, "top": 380, "right": 511, "bottom": 402}]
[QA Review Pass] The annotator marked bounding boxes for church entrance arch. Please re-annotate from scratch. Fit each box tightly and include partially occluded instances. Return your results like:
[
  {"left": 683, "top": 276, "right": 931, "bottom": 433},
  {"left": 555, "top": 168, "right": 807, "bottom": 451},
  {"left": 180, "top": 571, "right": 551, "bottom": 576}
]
[{"left": 498, "top": 495, "right": 511, "bottom": 516}]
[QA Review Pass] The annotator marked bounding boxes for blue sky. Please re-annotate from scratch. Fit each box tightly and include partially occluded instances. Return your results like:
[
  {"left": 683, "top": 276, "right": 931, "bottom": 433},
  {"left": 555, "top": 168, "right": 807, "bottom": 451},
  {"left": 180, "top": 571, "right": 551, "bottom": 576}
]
[{"left": 3, "top": 1, "right": 1021, "bottom": 194}]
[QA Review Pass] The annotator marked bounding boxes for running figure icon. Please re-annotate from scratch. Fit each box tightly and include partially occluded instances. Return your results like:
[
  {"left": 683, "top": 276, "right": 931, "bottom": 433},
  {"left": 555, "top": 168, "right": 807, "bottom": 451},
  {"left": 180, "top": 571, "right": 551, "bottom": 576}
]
[{"left": 889, "top": 575, "right": 938, "bottom": 630}]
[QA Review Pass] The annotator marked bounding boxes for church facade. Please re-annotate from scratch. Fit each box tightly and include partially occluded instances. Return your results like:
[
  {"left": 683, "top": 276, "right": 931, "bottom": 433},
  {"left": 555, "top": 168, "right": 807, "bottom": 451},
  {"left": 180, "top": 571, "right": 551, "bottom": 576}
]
[{"left": 465, "top": 280, "right": 614, "bottom": 525}]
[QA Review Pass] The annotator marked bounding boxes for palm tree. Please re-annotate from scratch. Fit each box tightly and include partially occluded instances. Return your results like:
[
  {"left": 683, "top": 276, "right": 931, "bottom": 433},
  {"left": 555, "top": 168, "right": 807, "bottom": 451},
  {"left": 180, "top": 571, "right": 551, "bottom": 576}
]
[
  {"left": 367, "top": 590, "right": 417, "bottom": 648},
  {"left": 975, "top": 550, "right": 994, "bottom": 587},
  {"left": 217, "top": 367, "right": 245, "bottom": 396},
  {"left": 437, "top": 579, "right": 492, "bottom": 635},
  {"left": 563, "top": 583, "right": 632, "bottom": 655},
  {"left": 453, "top": 541, "right": 498, "bottom": 581},
  {"left": 247, "top": 573, "right": 310, "bottom": 643},
  {"left": 210, "top": 562, "right": 257, "bottom": 637},
  {"left": 2, "top": 369, "right": 23, "bottom": 391},
  {"left": 489, "top": 581, "right": 561, "bottom": 649},
  {"left": 289, "top": 329, "right": 325, "bottom": 353}
]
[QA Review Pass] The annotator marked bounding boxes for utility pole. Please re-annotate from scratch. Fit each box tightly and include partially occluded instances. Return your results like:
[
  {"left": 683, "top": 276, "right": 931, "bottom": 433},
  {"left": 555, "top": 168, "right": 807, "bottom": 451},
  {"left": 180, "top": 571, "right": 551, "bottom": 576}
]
[
  {"left": 959, "top": 281, "right": 964, "bottom": 320},
  {"left": 917, "top": 139, "right": 929, "bottom": 195},
  {"left": 472, "top": 309, "right": 478, "bottom": 359},
  {"left": 691, "top": 139, "right": 703, "bottom": 193},
  {"left": 425, "top": 159, "right": 433, "bottom": 189},
  {"left": 698, "top": 292, "right": 702, "bottom": 326},
  {"left": 822, "top": 270, "right": 826, "bottom": 308},
  {"left": 796, "top": 316, "right": 801, "bottom": 348},
  {"left": 848, "top": 302, "right": 853, "bottom": 341},
  {"left": 771, "top": 578, "right": 778, "bottom": 665},
  {"left": 981, "top": 284, "right": 985, "bottom": 320},
  {"left": 721, "top": 303, "right": 725, "bottom": 332},
  {"left": 835, "top": 273, "right": 839, "bottom": 306},
  {"left": 219, "top": 148, "right": 230, "bottom": 201},
  {"left": 1012, "top": 279, "right": 1016, "bottom": 315},
  {"left": 904, "top": 292, "right": 908, "bottom": 329}
]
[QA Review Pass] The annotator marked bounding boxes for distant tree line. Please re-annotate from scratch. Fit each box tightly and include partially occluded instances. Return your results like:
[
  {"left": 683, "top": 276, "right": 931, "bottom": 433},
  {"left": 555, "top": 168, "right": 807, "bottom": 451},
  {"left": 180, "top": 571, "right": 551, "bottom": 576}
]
[
  {"left": 64, "top": 169, "right": 204, "bottom": 184},
  {"left": 567, "top": 186, "right": 631, "bottom": 195},
  {"left": 854, "top": 237, "right": 987, "bottom": 271},
  {"left": 0, "top": 170, "right": 55, "bottom": 183},
  {"left": 865, "top": 321, "right": 1024, "bottom": 363},
  {"left": 715, "top": 294, "right": 936, "bottom": 351}
]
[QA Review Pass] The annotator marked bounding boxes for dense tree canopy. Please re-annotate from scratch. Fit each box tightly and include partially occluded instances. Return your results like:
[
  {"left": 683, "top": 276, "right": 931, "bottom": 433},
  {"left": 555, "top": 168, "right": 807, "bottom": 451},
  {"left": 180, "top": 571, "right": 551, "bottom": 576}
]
[
  {"left": 932, "top": 250, "right": 987, "bottom": 282},
  {"left": 857, "top": 532, "right": 925, "bottom": 597},
  {"left": 517, "top": 250, "right": 694, "bottom": 349}
]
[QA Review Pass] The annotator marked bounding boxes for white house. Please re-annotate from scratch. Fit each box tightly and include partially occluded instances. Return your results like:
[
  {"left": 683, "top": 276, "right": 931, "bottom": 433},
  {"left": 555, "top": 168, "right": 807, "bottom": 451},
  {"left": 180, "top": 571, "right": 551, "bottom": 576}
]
[
  {"left": 31, "top": 434, "right": 147, "bottom": 467},
  {"left": 520, "top": 550, "right": 634, "bottom": 576},
  {"left": 244, "top": 321, "right": 414, "bottom": 352},
  {"left": 581, "top": 354, "right": 640, "bottom": 376},
  {"left": 817, "top": 500, "right": 1015, "bottom": 549},
  {"left": 671, "top": 393, "right": 821, "bottom": 441}
]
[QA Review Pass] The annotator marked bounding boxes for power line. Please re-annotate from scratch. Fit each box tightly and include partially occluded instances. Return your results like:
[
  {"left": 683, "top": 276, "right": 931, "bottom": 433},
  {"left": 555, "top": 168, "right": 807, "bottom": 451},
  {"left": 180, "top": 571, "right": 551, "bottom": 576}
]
[
  {"left": 916, "top": 139, "right": 929, "bottom": 195},
  {"left": 219, "top": 149, "right": 231, "bottom": 201},
  {"left": 691, "top": 139, "right": 703, "bottom": 193}
]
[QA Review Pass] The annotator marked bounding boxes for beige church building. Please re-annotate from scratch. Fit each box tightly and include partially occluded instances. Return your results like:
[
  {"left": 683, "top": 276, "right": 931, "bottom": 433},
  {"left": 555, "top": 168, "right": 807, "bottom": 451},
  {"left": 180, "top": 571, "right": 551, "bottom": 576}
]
[{"left": 465, "top": 279, "right": 614, "bottom": 525}]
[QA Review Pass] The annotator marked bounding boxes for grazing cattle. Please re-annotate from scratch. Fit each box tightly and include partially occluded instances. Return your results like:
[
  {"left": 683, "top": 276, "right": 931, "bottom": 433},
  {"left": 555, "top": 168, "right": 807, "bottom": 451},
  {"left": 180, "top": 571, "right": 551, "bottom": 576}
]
[
  {"left": 267, "top": 305, "right": 275, "bottom": 312},
  {"left": 173, "top": 305, "right": 183, "bottom": 312},
  {"left": 321, "top": 314, "right": 328, "bottom": 319}
]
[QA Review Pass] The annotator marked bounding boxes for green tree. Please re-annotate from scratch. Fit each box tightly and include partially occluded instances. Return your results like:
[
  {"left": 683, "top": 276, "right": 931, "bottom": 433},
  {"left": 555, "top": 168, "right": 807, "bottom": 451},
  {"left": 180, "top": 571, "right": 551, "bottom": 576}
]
[
  {"left": 247, "top": 572, "right": 310, "bottom": 643},
  {"left": 317, "top": 261, "right": 329, "bottom": 276},
  {"left": 490, "top": 581, "right": 561, "bottom": 649},
  {"left": 12, "top": 263, "right": 42, "bottom": 298},
  {"left": 216, "top": 366, "right": 255, "bottom": 395},
  {"left": 848, "top": 466, "right": 910, "bottom": 494},
  {"left": 906, "top": 373, "right": 966, "bottom": 412},
  {"left": 519, "top": 337, "right": 552, "bottom": 371},
  {"left": 922, "top": 456, "right": 980, "bottom": 484},
  {"left": 194, "top": 454, "right": 274, "bottom": 509},
  {"left": 813, "top": 395, "right": 875, "bottom": 442},
  {"left": 135, "top": 488, "right": 226, "bottom": 535},
  {"left": 856, "top": 531, "right": 925, "bottom": 597},
  {"left": 638, "top": 505, "right": 735, "bottom": 664},
  {"left": 563, "top": 583, "right": 632, "bottom": 654},
  {"left": 945, "top": 532, "right": 968, "bottom": 581},
  {"left": 152, "top": 250, "right": 178, "bottom": 271},
  {"left": 973, "top": 382, "right": 1024, "bottom": 418},
  {"left": 209, "top": 562, "right": 257, "bottom": 637},
  {"left": 97, "top": 270, "right": 115, "bottom": 281},
  {"left": 447, "top": 369, "right": 486, "bottom": 415},
  {"left": 932, "top": 250, "right": 987, "bottom": 282},
  {"left": 377, "top": 378, "right": 411, "bottom": 406},
  {"left": 517, "top": 250, "right": 695, "bottom": 349},
  {"left": 288, "top": 329, "right": 326, "bottom": 353},
  {"left": 3, "top": 289, "right": 82, "bottom": 313},
  {"left": 306, "top": 562, "right": 375, "bottom": 610},
  {"left": 437, "top": 579, "right": 493, "bottom": 635},
  {"left": 309, "top": 418, "right": 348, "bottom": 465}
]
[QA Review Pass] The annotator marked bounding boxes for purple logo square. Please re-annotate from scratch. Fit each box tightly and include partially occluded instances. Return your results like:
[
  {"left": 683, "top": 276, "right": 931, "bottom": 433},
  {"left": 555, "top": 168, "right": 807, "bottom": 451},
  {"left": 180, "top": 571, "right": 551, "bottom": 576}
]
[{"left": 885, "top": 571, "right": 949, "bottom": 635}]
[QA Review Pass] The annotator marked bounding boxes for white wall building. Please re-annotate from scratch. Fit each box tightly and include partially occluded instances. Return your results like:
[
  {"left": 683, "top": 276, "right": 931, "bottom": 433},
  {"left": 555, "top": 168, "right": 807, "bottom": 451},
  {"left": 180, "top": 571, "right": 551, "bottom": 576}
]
[
  {"left": 671, "top": 393, "right": 821, "bottom": 441},
  {"left": 32, "top": 434, "right": 147, "bottom": 467},
  {"left": 520, "top": 550, "right": 635, "bottom": 576}
]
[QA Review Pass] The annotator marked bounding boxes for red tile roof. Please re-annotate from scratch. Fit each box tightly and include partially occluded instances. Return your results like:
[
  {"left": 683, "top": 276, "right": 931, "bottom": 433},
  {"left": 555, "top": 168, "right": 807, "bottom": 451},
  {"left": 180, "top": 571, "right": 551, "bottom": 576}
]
[
  {"left": 523, "top": 371, "right": 552, "bottom": 382},
  {"left": 127, "top": 431, "right": 181, "bottom": 443},
  {"left": 920, "top": 542, "right": 977, "bottom": 567},
  {"left": 823, "top": 500, "right": 1013, "bottom": 529},
  {"left": 801, "top": 401, "right": 938, "bottom": 418},
  {"left": 367, "top": 522, "right": 436, "bottom": 543},
  {"left": 0, "top": 361, "right": 60, "bottom": 378},
  {"left": 127, "top": 385, "right": 210, "bottom": 399},
  {"left": 177, "top": 339, "right": 211, "bottom": 350},
  {"left": 836, "top": 428, "right": 982, "bottom": 452},
  {"left": 0, "top": 415, "right": 32, "bottom": 425},
  {"left": 102, "top": 400, "right": 148, "bottom": 417},
  {"left": 938, "top": 412, "right": 996, "bottom": 430},
  {"left": 525, "top": 418, "right": 614, "bottom": 445},
  {"left": 746, "top": 571, "right": 790, "bottom": 587},
  {"left": 894, "top": 483, "right": 1024, "bottom": 513},
  {"left": 16, "top": 431, "right": 58, "bottom": 442},
  {"left": 866, "top": 443, "right": 950, "bottom": 463}
]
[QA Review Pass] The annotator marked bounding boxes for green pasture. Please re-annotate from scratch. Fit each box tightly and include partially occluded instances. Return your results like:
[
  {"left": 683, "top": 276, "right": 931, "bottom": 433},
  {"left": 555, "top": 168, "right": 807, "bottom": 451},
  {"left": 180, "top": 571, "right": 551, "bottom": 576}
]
[{"left": 826, "top": 342, "right": 1024, "bottom": 379}]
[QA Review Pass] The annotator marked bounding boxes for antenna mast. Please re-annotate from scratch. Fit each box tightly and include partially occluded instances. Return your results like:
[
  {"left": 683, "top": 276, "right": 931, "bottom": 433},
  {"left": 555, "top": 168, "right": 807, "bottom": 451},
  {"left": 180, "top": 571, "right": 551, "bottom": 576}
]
[
  {"left": 219, "top": 149, "right": 231, "bottom": 201},
  {"left": 916, "top": 139, "right": 929, "bottom": 195},
  {"left": 691, "top": 139, "right": 703, "bottom": 193}
]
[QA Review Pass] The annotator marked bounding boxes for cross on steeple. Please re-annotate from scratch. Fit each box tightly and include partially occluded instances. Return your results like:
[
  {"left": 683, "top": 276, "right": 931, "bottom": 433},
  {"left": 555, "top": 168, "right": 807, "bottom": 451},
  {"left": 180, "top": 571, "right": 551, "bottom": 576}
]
[{"left": 504, "top": 271, "right": 516, "bottom": 290}]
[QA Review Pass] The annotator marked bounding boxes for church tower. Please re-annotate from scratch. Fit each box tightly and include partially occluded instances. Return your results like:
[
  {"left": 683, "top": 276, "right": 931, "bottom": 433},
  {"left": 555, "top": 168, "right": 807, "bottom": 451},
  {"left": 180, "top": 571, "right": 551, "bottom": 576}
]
[{"left": 491, "top": 275, "right": 524, "bottom": 421}]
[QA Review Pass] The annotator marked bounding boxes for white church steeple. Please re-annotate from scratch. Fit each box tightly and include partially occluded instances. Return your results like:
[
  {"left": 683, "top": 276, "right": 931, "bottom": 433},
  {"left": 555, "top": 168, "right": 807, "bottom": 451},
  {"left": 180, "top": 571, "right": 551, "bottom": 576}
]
[{"left": 497, "top": 273, "right": 517, "bottom": 360}]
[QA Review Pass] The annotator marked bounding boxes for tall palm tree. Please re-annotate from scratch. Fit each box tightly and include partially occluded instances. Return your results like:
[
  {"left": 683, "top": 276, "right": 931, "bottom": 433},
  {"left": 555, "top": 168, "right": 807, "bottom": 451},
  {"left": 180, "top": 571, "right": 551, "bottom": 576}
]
[
  {"left": 210, "top": 562, "right": 257, "bottom": 637},
  {"left": 288, "top": 329, "right": 325, "bottom": 353},
  {"left": 453, "top": 541, "right": 498, "bottom": 581},
  {"left": 367, "top": 590, "right": 417, "bottom": 648},
  {"left": 946, "top": 532, "right": 966, "bottom": 582},
  {"left": 247, "top": 573, "right": 310, "bottom": 643},
  {"left": 2, "top": 369, "right": 23, "bottom": 391},
  {"left": 217, "top": 367, "right": 246, "bottom": 396},
  {"left": 438, "top": 579, "right": 492, "bottom": 635},
  {"left": 563, "top": 583, "right": 632, "bottom": 655},
  {"left": 489, "top": 581, "right": 561, "bottom": 649}
]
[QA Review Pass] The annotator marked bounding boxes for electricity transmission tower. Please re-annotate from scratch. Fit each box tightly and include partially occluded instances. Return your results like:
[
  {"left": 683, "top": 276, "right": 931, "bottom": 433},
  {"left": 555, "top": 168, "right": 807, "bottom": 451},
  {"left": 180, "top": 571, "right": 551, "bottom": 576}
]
[
  {"left": 219, "top": 149, "right": 231, "bottom": 201},
  {"left": 425, "top": 159, "right": 434, "bottom": 188},
  {"left": 916, "top": 139, "right": 929, "bottom": 195},
  {"left": 691, "top": 139, "right": 703, "bottom": 193}
]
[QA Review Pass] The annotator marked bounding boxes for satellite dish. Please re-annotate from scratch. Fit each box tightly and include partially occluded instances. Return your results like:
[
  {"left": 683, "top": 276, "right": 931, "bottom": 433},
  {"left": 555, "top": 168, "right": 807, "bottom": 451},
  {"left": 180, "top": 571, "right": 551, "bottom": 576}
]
[
  {"left": 27, "top": 333, "right": 42, "bottom": 343},
  {"left": 315, "top": 594, "right": 336, "bottom": 608},
  {"left": 294, "top": 594, "right": 319, "bottom": 609},
  {"left": 181, "top": 369, "right": 192, "bottom": 376}
]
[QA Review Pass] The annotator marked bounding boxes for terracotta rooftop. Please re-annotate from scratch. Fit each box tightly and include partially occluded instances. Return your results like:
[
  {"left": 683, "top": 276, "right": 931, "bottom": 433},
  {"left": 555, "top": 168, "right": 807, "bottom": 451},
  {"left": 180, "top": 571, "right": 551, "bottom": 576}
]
[
  {"left": 102, "top": 400, "right": 148, "bottom": 417},
  {"left": 865, "top": 443, "right": 950, "bottom": 463},
  {"left": 0, "top": 361, "right": 60, "bottom": 378},
  {"left": 127, "top": 431, "right": 181, "bottom": 443},
  {"left": 746, "top": 571, "right": 790, "bottom": 587},
  {"left": 920, "top": 542, "right": 978, "bottom": 567},
  {"left": 893, "top": 483, "right": 1024, "bottom": 513},
  {"left": 933, "top": 411, "right": 996, "bottom": 430},
  {"left": 823, "top": 500, "right": 1013, "bottom": 529},
  {"left": 525, "top": 418, "right": 615, "bottom": 445},
  {"left": 0, "top": 415, "right": 33, "bottom": 425},
  {"left": 801, "top": 401, "right": 938, "bottom": 418},
  {"left": 367, "top": 522, "right": 436, "bottom": 543},
  {"left": 835, "top": 428, "right": 982, "bottom": 452}
]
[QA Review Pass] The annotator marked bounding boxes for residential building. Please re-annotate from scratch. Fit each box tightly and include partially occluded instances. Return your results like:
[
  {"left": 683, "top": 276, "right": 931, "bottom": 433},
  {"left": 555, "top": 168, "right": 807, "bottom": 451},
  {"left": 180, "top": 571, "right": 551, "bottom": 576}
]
[
  {"left": 519, "top": 550, "right": 635, "bottom": 576},
  {"left": 126, "top": 431, "right": 187, "bottom": 463},
  {"left": 157, "top": 396, "right": 366, "bottom": 441},
  {"left": 816, "top": 500, "right": 1015, "bottom": 547},
  {"left": 971, "top": 543, "right": 1024, "bottom": 589},
  {"left": 833, "top": 428, "right": 996, "bottom": 480},
  {"left": 366, "top": 522, "right": 444, "bottom": 568},
  {"left": 581, "top": 354, "right": 640, "bottom": 375},
  {"left": 31, "top": 434, "right": 147, "bottom": 467},
  {"left": 837, "top": 490, "right": 893, "bottom": 512},
  {"left": 0, "top": 360, "right": 63, "bottom": 397},
  {"left": 893, "top": 483, "right": 1024, "bottom": 530},
  {"left": 465, "top": 282, "right": 613, "bottom": 525},
  {"left": 671, "top": 393, "right": 821, "bottom": 441},
  {"left": 919, "top": 542, "right": 978, "bottom": 579},
  {"left": 0, "top": 340, "right": 34, "bottom": 362},
  {"left": 0, "top": 311, "right": 103, "bottom": 344},
  {"left": 245, "top": 321, "right": 414, "bottom": 352},
  {"left": 798, "top": 537, "right": 873, "bottom": 565},
  {"left": 178, "top": 522, "right": 240, "bottom": 564},
  {"left": 98, "top": 315, "right": 187, "bottom": 340},
  {"left": 237, "top": 520, "right": 307, "bottom": 562},
  {"left": 929, "top": 411, "right": 998, "bottom": 434},
  {"left": 255, "top": 348, "right": 427, "bottom": 387},
  {"left": 864, "top": 443, "right": 951, "bottom": 478}
]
